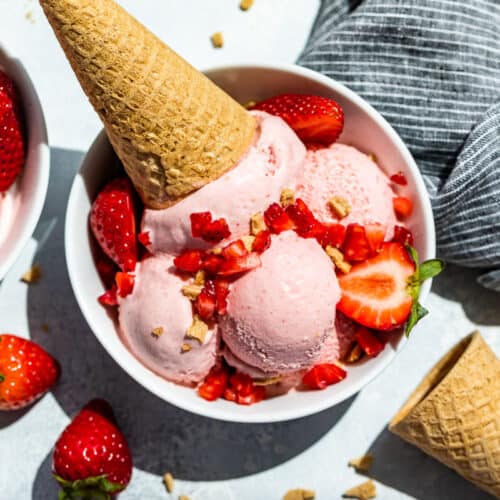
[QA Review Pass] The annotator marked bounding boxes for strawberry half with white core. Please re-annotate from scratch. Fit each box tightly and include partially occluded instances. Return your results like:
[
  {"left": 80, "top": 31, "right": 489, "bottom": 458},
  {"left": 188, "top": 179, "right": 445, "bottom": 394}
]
[
  {"left": 53, "top": 399, "right": 132, "bottom": 499},
  {"left": 253, "top": 94, "right": 344, "bottom": 146},
  {"left": 90, "top": 177, "right": 138, "bottom": 272},
  {"left": 337, "top": 242, "right": 443, "bottom": 335}
]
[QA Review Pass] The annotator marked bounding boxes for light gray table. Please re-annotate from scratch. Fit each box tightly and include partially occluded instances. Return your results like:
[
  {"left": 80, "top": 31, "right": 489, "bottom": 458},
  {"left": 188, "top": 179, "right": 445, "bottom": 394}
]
[{"left": 1, "top": 1, "right": 499, "bottom": 499}]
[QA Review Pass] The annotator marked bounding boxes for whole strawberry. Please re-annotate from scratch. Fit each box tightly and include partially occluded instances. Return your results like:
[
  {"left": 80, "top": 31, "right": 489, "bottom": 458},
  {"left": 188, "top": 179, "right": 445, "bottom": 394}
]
[
  {"left": 0, "top": 334, "right": 59, "bottom": 410},
  {"left": 253, "top": 93, "right": 344, "bottom": 146},
  {"left": 53, "top": 399, "right": 132, "bottom": 499},
  {"left": 0, "top": 70, "right": 25, "bottom": 192},
  {"left": 90, "top": 176, "right": 138, "bottom": 272}
]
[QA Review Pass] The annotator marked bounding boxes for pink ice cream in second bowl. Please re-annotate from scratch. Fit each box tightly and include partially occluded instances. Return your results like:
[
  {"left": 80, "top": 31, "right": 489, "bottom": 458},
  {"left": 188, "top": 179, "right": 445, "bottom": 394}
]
[
  {"left": 297, "top": 144, "right": 398, "bottom": 239},
  {"left": 220, "top": 231, "right": 341, "bottom": 375},
  {"left": 118, "top": 254, "right": 218, "bottom": 385},
  {"left": 142, "top": 110, "right": 306, "bottom": 255}
]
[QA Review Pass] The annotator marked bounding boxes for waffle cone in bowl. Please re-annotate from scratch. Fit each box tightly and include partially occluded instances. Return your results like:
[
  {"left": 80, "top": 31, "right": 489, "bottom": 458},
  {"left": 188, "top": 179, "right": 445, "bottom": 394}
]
[
  {"left": 39, "top": 0, "right": 256, "bottom": 208},
  {"left": 390, "top": 331, "right": 500, "bottom": 498}
]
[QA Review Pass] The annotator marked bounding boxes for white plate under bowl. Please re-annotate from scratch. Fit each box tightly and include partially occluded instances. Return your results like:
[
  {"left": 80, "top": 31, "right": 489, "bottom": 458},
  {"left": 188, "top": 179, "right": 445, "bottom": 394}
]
[
  {"left": 65, "top": 63, "right": 435, "bottom": 423},
  {"left": 0, "top": 47, "right": 50, "bottom": 280}
]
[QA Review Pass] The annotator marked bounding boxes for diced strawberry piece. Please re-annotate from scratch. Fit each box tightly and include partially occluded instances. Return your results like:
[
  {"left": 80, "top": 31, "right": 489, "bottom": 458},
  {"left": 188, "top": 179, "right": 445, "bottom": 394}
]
[
  {"left": 393, "top": 196, "right": 413, "bottom": 219},
  {"left": 264, "top": 203, "right": 295, "bottom": 234},
  {"left": 230, "top": 373, "right": 254, "bottom": 397},
  {"left": 252, "top": 230, "right": 272, "bottom": 253},
  {"left": 253, "top": 94, "right": 344, "bottom": 146},
  {"left": 98, "top": 285, "right": 118, "bottom": 306},
  {"left": 392, "top": 225, "right": 414, "bottom": 246},
  {"left": 202, "top": 254, "right": 224, "bottom": 275},
  {"left": 343, "top": 224, "right": 371, "bottom": 262},
  {"left": 223, "top": 387, "right": 237, "bottom": 402},
  {"left": 205, "top": 366, "right": 229, "bottom": 387},
  {"left": 214, "top": 278, "right": 230, "bottom": 316},
  {"left": 236, "top": 386, "right": 266, "bottom": 405},
  {"left": 190, "top": 212, "right": 212, "bottom": 238},
  {"left": 286, "top": 198, "right": 318, "bottom": 237},
  {"left": 364, "top": 223, "right": 386, "bottom": 255},
  {"left": 137, "top": 231, "right": 151, "bottom": 247},
  {"left": 198, "top": 366, "right": 229, "bottom": 401},
  {"left": 202, "top": 218, "right": 231, "bottom": 243},
  {"left": 222, "top": 239, "right": 248, "bottom": 260},
  {"left": 115, "top": 272, "right": 135, "bottom": 298},
  {"left": 218, "top": 253, "right": 261, "bottom": 276},
  {"left": 390, "top": 171, "right": 408, "bottom": 186},
  {"left": 316, "top": 223, "right": 346, "bottom": 248},
  {"left": 302, "top": 363, "right": 347, "bottom": 390},
  {"left": 355, "top": 328, "right": 385, "bottom": 357},
  {"left": 337, "top": 242, "right": 416, "bottom": 330},
  {"left": 195, "top": 281, "right": 217, "bottom": 321},
  {"left": 174, "top": 250, "right": 203, "bottom": 273},
  {"left": 96, "top": 252, "right": 119, "bottom": 289}
]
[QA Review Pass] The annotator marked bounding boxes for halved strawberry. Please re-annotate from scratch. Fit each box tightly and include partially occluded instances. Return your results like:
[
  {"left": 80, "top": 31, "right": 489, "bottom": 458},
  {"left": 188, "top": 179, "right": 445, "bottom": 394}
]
[
  {"left": 393, "top": 196, "right": 413, "bottom": 219},
  {"left": 302, "top": 363, "right": 347, "bottom": 390},
  {"left": 392, "top": 225, "right": 414, "bottom": 246},
  {"left": 253, "top": 94, "right": 344, "bottom": 146},
  {"left": 364, "top": 223, "right": 386, "bottom": 255},
  {"left": 252, "top": 230, "right": 271, "bottom": 253},
  {"left": 174, "top": 250, "right": 203, "bottom": 273},
  {"left": 221, "top": 239, "right": 248, "bottom": 260},
  {"left": 355, "top": 327, "right": 385, "bottom": 357},
  {"left": 264, "top": 203, "right": 294, "bottom": 234},
  {"left": 337, "top": 242, "right": 416, "bottom": 331},
  {"left": 195, "top": 281, "right": 217, "bottom": 321},
  {"left": 342, "top": 224, "right": 371, "bottom": 262},
  {"left": 218, "top": 253, "right": 261, "bottom": 276},
  {"left": 115, "top": 272, "right": 135, "bottom": 298}
]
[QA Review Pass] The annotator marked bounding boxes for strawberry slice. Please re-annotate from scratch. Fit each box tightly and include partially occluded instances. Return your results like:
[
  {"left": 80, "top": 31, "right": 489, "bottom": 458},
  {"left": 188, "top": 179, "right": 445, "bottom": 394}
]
[
  {"left": 364, "top": 223, "right": 386, "bottom": 255},
  {"left": 302, "top": 363, "right": 347, "bottom": 390},
  {"left": 342, "top": 224, "right": 371, "bottom": 262},
  {"left": 355, "top": 328, "right": 385, "bottom": 357},
  {"left": 390, "top": 171, "right": 408, "bottom": 186},
  {"left": 218, "top": 253, "right": 261, "bottom": 276},
  {"left": 264, "top": 203, "right": 295, "bottom": 234},
  {"left": 214, "top": 278, "right": 230, "bottom": 316},
  {"left": 393, "top": 196, "right": 413, "bottom": 219},
  {"left": 252, "top": 230, "right": 271, "bottom": 253},
  {"left": 392, "top": 225, "right": 414, "bottom": 246},
  {"left": 253, "top": 94, "right": 344, "bottom": 146},
  {"left": 90, "top": 177, "right": 138, "bottom": 272},
  {"left": 221, "top": 239, "right": 248, "bottom": 259},
  {"left": 174, "top": 250, "right": 203, "bottom": 273},
  {"left": 195, "top": 281, "right": 217, "bottom": 320}
]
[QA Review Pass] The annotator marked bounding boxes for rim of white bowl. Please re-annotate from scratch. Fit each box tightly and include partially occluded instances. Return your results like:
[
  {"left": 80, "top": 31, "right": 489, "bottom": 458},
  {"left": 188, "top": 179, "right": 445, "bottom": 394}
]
[
  {"left": 65, "top": 62, "right": 436, "bottom": 423},
  {"left": 0, "top": 46, "right": 50, "bottom": 280}
]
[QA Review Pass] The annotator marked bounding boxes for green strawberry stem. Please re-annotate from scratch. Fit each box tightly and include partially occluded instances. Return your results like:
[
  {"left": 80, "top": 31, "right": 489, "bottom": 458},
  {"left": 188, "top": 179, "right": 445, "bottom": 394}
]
[
  {"left": 405, "top": 245, "right": 445, "bottom": 336},
  {"left": 54, "top": 474, "right": 123, "bottom": 500},
  {"left": 0, "top": 373, "right": 4, "bottom": 382}
]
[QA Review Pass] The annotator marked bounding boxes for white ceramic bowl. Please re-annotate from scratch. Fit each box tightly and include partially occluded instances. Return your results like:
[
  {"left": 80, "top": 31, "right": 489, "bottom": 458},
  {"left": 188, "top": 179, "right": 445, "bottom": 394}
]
[
  {"left": 65, "top": 63, "right": 435, "bottom": 423},
  {"left": 0, "top": 47, "right": 50, "bottom": 280}
]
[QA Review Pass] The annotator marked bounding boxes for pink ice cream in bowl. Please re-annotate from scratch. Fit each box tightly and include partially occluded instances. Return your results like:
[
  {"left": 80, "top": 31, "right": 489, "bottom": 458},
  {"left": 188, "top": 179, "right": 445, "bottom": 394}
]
[{"left": 0, "top": 46, "right": 49, "bottom": 280}]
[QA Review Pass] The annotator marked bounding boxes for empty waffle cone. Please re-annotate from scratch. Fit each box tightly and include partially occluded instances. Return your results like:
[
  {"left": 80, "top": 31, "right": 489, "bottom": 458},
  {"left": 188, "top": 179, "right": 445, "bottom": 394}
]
[
  {"left": 40, "top": 0, "right": 256, "bottom": 209},
  {"left": 390, "top": 332, "right": 500, "bottom": 498}
]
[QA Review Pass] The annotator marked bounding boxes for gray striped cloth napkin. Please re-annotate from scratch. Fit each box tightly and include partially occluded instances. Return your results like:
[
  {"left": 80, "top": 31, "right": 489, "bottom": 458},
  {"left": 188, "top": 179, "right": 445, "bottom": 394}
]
[{"left": 298, "top": 0, "right": 500, "bottom": 290}]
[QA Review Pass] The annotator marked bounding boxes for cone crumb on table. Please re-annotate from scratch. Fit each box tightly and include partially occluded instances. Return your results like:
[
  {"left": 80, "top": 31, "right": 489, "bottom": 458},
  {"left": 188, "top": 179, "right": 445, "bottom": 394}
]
[
  {"left": 343, "top": 480, "right": 377, "bottom": 499},
  {"left": 163, "top": 472, "right": 174, "bottom": 493},
  {"left": 283, "top": 488, "right": 316, "bottom": 500},
  {"left": 348, "top": 453, "right": 374, "bottom": 473},
  {"left": 240, "top": 0, "right": 254, "bottom": 11},
  {"left": 39, "top": 0, "right": 255, "bottom": 209},
  {"left": 390, "top": 331, "right": 500, "bottom": 499},
  {"left": 210, "top": 31, "right": 224, "bottom": 48}
]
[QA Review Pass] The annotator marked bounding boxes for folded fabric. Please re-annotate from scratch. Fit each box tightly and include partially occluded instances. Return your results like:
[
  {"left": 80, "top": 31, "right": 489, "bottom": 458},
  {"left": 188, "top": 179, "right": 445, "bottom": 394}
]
[{"left": 299, "top": 0, "right": 500, "bottom": 290}]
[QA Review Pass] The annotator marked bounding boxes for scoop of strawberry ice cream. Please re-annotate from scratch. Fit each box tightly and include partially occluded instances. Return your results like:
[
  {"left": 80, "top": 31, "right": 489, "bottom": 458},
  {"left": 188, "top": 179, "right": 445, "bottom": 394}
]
[
  {"left": 118, "top": 254, "right": 217, "bottom": 385},
  {"left": 296, "top": 144, "right": 398, "bottom": 239},
  {"left": 220, "top": 231, "right": 340, "bottom": 374},
  {"left": 141, "top": 110, "right": 306, "bottom": 255}
]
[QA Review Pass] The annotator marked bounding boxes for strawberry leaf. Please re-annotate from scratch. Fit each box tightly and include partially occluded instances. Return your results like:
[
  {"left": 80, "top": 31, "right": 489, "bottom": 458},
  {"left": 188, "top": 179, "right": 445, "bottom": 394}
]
[
  {"left": 54, "top": 474, "right": 122, "bottom": 500},
  {"left": 419, "top": 259, "right": 445, "bottom": 281},
  {"left": 406, "top": 302, "right": 429, "bottom": 336}
]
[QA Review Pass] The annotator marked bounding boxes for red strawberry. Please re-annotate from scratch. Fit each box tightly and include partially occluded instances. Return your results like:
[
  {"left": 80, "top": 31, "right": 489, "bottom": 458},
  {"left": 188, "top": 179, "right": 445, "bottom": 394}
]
[
  {"left": 90, "top": 177, "right": 137, "bottom": 272},
  {"left": 355, "top": 328, "right": 385, "bottom": 357},
  {"left": 98, "top": 286, "right": 118, "bottom": 307},
  {"left": 214, "top": 278, "right": 230, "bottom": 316},
  {"left": 0, "top": 71, "right": 25, "bottom": 192},
  {"left": 342, "top": 224, "right": 371, "bottom": 262},
  {"left": 286, "top": 198, "right": 319, "bottom": 238},
  {"left": 198, "top": 367, "right": 229, "bottom": 401},
  {"left": 137, "top": 231, "right": 151, "bottom": 247},
  {"left": 115, "top": 272, "right": 135, "bottom": 298},
  {"left": 174, "top": 250, "right": 204, "bottom": 273},
  {"left": 302, "top": 363, "right": 347, "bottom": 390},
  {"left": 253, "top": 94, "right": 344, "bottom": 145},
  {"left": 95, "top": 251, "right": 119, "bottom": 289},
  {"left": 195, "top": 281, "right": 217, "bottom": 321},
  {"left": 264, "top": 203, "right": 294, "bottom": 234},
  {"left": 53, "top": 399, "right": 132, "bottom": 498},
  {"left": 221, "top": 239, "right": 248, "bottom": 259},
  {"left": 202, "top": 253, "right": 224, "bottom": 275},
  {"left": 390, "top": 171, "right": 408, "bottom": 186},
  {"left": 337, "top": 242, "right": 416, "bottom": 330},
  {"left": 392, "top": 225, "right": 414, "bottom": 246},
  {"left": 190, "top": 212, "right": 212, "bottom": 238},
  {"left": 218, "top": 253, "right": 261, "bottom": 276},
  {"left": 190, "top": 211, "right": 231, "bottom": 243},
  {"left": 364, "top": 223, "right": 386, "bottom": 255},
  {"left": 317, "top": 223, "right": 346, "bottom": 249},
  {"left": 393, "top": 196, "right": 413, "bottom": 219},
  {"left": 252, "top": 230, "right": 272, "bottom": 253},
  {"left": 0, "top": 334, "right": 59, "bottom": 410}
]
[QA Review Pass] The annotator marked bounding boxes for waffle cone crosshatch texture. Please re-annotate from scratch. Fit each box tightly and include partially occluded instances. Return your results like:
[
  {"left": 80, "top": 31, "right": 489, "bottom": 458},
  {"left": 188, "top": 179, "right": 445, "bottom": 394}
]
[
  {"left": 390, "top": 332, "right": 500, "bottom": 498},
  {"left": 39, "top": 0, "right": 256, "bottom": 209}
]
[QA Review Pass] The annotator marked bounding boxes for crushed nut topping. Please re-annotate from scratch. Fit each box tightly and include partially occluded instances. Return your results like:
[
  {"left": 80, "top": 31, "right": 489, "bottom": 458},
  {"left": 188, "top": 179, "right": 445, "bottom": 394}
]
[
  {"left": 163, "top": 472, "right": 174, "bottom": 493},
  {"left": 344, "top": 343, "right": 364, "bottom": 364},
  {"left": 280, "top": 188, "right": 295, "bottom": 207},
  {"left": 181, "top": 343, "right": 192, "bottom": 353},
  {"left": 240, "top": 0, "right": 254, "bottom": 11},
  {"left": 329, "top": 196, "right": 351, "bottom": 219},
  {"left": 211, "top": 247, "right": 222, "bottom": 255},
  {"left": 151, "top": 327, "right": 164, "bottom": 338},
  {"left": 186, "top": 315, "right": 208, "bottom": 344},
  {"left": 254, "top": 376, "right": 282, "bottom": 386},
  {"left": 348, "top": 453, "right": 374, "bottom": 473},
  {"left": 343, "top": 480, "right": 376, "bottom": 500},
  {"left": 244, "top": 100, "right": 256, "bottom": 109},
  {"left": 368, "top": 153, "right": 378, "bottom": 164},
  {"left": 283, "top": 489, "right": 316, "bottom": 500},
  {"left": 325, "top": 246, "right": 351, "bottom": 274},
  {"left": 210, "top": 32, "right": 224, "bottom": 48},
  {"left": 241, "top": 235, "right": 256, "bottom": 252},
  {"left": 21, "top": 264, "right": 42, "bottom": 284},
  {"left": 250, "top": 212, "right": 267, "bottom": 235},
  {"left": 182, "top": 284, "right": 203, "bottom": 301},
  {"left": 194, "top": 270, "right": 206, "bottom": 285}
]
